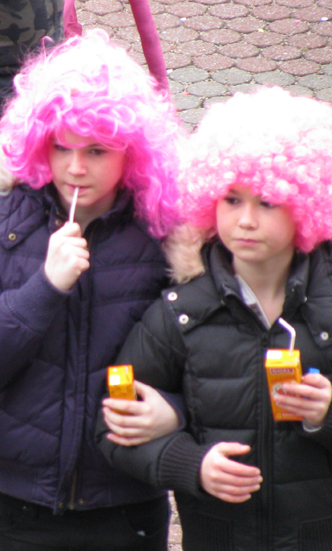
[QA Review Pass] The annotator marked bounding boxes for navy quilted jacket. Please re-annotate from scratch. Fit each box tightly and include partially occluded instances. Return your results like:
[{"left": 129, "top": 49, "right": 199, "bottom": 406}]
[{"left": 0, "top": 183, "right": 167, "bottom": 514}]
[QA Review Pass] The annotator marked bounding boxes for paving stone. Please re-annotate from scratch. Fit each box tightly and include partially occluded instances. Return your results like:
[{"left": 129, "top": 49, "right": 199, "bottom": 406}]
[
  {"left": 116, "top": 26, "right": 140, "bottom": 42},
  {"left": 164, "top": 51, "right": 191, "bottom": 68},
  {"left": 77, "top": 10, "right": 99, "bottom": 24},
  {"left": 315, "top": 88, "right": 332, "bottom": 102},
  {"left": 253, "top": 5, "right": 291, "bottom": 21},
  {"left": 200, "top": 28, "right": 241, "bottom": 45},
  {"left": 311, "top": 21, "right": 332, "bottom": 37},
  {"left": 297, "top": 73, "right": 332, "bottom": 89},
  {"left": 100, "top": 12, "right": 134, "bottom": 27},
  {"left": 180, "top": 107, "right": 206, "bottom": 124},
  {"left": 229, "top": 82, "right": 261, "bottom": 93},
  {"left": 254, "top": 69, "right": 295, "bottom": 85},
  {"left": 183, "top": 14, "right": 222, "bottom": 30},
  {"left": 269, "top": 19, "right": 310, "bottom": 34},
  {"left": 169, "top": 80, "right": 185, "bottom": 94},
  {"left": 213, "top": 67, "right": 252, "bottom": 84},
  {"left": 304, "top": 47, "right": 332, "bottom": 64},
  {"left": 279, "top": 58, "right": 319, "bottom": 75},
  {"left": 160, "top": 26, "right": 198, "bottom": 42},
  {"left": 178, "top": 40, "right": 216, "bottom": 56},
  {"left": 226, "top": 16, "right": 265, "bottom": 33},
  {"left": 82, "top": 0, "right": 121, "bottom": 15},
  {"left": 150, "top": 3, "right": 165, "bottom": 15},
  {"left": 318, "top": 0, "right": 332, "bottom": 7},
  {"left": 235, "top": 0, "right": 272, "bottom": 5},
  {"left": 157, "top": 0, "right": 184, "bottom": 4},
  {"left": 204, "top": 95, "right": 230, "bottom": 107},
  {"left": 220, "top": 41, "right": 259, "bottom": 58},
  {"left": 208, "top": 4, "right": 249, "bottom": 19},
  {"left": 153, "top": 13, "right": 180, "bottom": 29},
  {"left": 287, "top": 33, "right": 328, "bottom": 49},
  {"left": 323, "top": 63, "right": 332, "bottom": 75},
  {"left": 195, "top": 53, "right": 234, "bottom": 70},
  {"left": 236, "top": 56, "right": 277, "bottom": 72},
  {"left": 284, "top": 84, "right": 314, "bottom": 97},
  {"left": 293, "top": 6, "right": 332, "bottom": 23},
  {"left": 187, "top": 80, "right": 228, "bottom": 96},
  {"left": 262, "top": 45, "right": 301, "bottom": 61},
  {"left": 276, "top": 0, "right": 314, "bottom": 6},
  {"left": 173, "top": 92, "right": 202, "bottom": 109},
  {"left": 244, "top": 30, "right": 283, "bottom": 46},
  {"left": 167, "top": 2, "right": 206, "bottom": 17},
  {"left": 169, "top": 66, "right": 209, "bottom": 82}
]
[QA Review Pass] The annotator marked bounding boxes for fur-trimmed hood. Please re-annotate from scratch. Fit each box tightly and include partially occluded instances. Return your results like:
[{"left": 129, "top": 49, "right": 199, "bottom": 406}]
[
  {"left": 0, "top": 139, "right": 15, "bottom": 195},
  {"left": 163, "top": 223, "right": 209, "bottom": 284}
]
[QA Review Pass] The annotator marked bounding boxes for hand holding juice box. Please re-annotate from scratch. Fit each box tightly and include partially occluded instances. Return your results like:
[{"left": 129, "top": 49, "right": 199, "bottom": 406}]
[{"left": 265, "top": 318, "right": 302, "bottom": 421}]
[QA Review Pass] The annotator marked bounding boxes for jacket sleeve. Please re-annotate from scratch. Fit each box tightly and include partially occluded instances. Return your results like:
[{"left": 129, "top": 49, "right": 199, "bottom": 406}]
[
  {"left": 0, "top": 264, "right": 69, "bottom": 389},
  {"left": 96, "top": 297, "right": 214, "bottom": 496}
]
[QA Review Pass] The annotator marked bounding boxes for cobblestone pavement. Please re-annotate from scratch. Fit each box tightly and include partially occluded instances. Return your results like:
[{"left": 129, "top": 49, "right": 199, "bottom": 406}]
[
  {"left": 75, "top": 0, "right": 332, "bottom": 547},
  {"left": 76, "top": 0, "right": 332, "bottom": 131}
]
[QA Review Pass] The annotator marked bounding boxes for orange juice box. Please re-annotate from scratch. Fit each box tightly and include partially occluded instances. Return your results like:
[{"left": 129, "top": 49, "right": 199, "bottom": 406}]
[
  {"left": 265, "top": 349, "right": 302, "bottom": 421},
  {"left": 107, "top": 365, "right": 136, "bottom": 401}
]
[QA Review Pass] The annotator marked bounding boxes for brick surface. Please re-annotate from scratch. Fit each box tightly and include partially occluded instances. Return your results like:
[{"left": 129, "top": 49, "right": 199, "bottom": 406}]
[
  {"left": 200, "top": 28, "right": 241, "bottom": 44},
  {"left": 253, "top": 5, "right": 291, "bottom": 20},
  {"left": 236, "top": 56, "right": 277, "bottom": 71},
  {"left": 220, "top": 42, "right": 259, "bottom": 58},
  {"left": 279, "top": 58, "right": 319, "bottom": 75},
  {"left": 245, "top": 30, "right": 283, "bottom": 46},
  {"left": 209, "top": 4, "right": 249, "bottom": 18},
  {"left": 262, "top": 45, "right": 301, "bottom": 60},
  {"left": 76, "top": 0, "right": 332, "bottom": 135},
  {"left": 293, "top": 6, "right": 332, "bottom": 23}
]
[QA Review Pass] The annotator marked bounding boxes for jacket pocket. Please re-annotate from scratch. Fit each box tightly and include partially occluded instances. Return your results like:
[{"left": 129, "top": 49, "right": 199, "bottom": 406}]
[
  {"left": 179, "top": 507, "right": 233, "bottom": 551},
  {"left": 299, "top": 516, "right": 332, "bottom": 551}
]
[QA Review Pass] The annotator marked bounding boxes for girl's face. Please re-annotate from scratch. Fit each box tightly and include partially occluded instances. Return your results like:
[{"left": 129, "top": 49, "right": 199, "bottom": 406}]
[
  {"left": 49, "top": 130, "right": 126, "bottom": 223},
  {"left": 216, "top": 185, "right": 296, "bottom": 270}
]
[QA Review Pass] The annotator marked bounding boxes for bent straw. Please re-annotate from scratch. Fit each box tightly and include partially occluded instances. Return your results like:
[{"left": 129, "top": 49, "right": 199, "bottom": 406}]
[
  {"left": 68, "top": 186, "right": 79, "bottom": 223},
  {"left": 278, "top": 317, "right": 296, "bottom": 356}
]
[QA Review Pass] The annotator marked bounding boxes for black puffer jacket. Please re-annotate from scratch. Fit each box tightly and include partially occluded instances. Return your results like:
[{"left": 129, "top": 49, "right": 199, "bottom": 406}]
[
  {"left": 97, "top": 241, "right": 332, "bottom": 551},
  {"left": 0, "top": 184, "right": 167, "bottom": 513}
]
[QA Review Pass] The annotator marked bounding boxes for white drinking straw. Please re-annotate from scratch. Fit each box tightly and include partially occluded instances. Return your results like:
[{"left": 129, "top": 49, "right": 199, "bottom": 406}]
[
  {"left": 68, "top": 186, "right": 79, "bottom": 223},
  {"left": 278, "top": 317, "right": 296, "bottom": 356}
]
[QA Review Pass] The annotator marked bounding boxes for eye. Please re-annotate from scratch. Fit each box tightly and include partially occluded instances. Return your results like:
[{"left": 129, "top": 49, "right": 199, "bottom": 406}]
[
  {"left": 89, "top": 148, "right": 107, "bottom": 156},
  {"left": 260, "top": 200, "right": 277, "bottom": 209},
  {"left": 53, "top": 144, "right": 68, "bottom": 152},
  {"left": 224, "top": 196, "right": 240, "bottom": 205}
]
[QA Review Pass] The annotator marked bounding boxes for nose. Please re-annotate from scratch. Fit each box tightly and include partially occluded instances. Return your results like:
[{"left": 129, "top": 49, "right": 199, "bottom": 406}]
[
  {"left": 238, "top": 203, "right": 258, "bottom": 230},
  {"left": 67, "top": 151, "right": 87, "bottom": 176}
]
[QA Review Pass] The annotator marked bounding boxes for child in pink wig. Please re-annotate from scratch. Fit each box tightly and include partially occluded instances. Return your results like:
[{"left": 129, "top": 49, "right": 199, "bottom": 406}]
[
  {"left": 97, "top": 87, "right": 332, "bottom": 551},
  {"left": 0, "top": 29, "right": 183, "bottom": 551}
]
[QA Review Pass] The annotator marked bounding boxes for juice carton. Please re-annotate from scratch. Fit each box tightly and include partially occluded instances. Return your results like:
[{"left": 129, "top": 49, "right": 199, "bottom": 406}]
[
  {"left": 107, "top": 364, "right": 136, "bottom": 401},
  {"left": 264, "top": 318, "right": 302, "bottom": 421}
]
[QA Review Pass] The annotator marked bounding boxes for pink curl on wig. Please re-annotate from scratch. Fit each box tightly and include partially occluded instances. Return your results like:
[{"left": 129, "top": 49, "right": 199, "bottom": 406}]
[
  {"left": 179, "top": 87, "right": 332, "bottom": 252},
  {"left": 0, "top": 29, "right": 182, "bottom": 237}
]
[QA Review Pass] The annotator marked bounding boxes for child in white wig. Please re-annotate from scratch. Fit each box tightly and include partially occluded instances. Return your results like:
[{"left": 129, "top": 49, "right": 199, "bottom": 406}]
[{"left": 98, "top": 87, "right": 332, "bottom": 551}]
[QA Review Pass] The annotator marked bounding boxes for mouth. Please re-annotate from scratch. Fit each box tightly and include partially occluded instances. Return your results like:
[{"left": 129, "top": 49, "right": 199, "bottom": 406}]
[{"left": 234, "top": 238, "right": 260, "bottom": 246}]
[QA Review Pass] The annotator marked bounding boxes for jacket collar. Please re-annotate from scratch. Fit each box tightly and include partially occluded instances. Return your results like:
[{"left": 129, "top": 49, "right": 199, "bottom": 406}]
[{"left": 0, "top": 183, "right": 136, "bottom": 250}]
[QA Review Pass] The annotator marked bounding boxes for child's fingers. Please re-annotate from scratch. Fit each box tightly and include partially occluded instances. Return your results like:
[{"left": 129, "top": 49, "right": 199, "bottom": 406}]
[{"left": 200, "top": 443, "right": 262, "bottom": 503}]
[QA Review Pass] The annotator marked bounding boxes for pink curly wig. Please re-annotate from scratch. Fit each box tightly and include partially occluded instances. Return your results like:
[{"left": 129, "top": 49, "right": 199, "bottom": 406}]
[
  {"left": 180, "top": 87, "right": 332, "bottom": 252},
  {"left": 0, "top": 29, "right": 182, "bottom": 237}
]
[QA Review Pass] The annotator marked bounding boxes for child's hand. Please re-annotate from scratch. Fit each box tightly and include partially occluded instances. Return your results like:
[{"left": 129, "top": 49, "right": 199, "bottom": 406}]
[
  {"left": 102, "top": 381, "right": 181, "bottom": 446},
  {"left": 200, "top": 442, "right": 262, "bottom": 503},
  {"left": 273, "top": 373, "right": 332, "bottom": 427},
  {"left": 44, "top": 222, "right": 90, "bottom": 291}
]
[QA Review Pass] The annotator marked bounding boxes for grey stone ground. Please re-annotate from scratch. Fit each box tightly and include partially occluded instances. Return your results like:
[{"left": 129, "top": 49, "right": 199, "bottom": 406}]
[
  {"left": 76, "top": 0, "right": 332, "bottom": 133},
  {"left": 75, "top": 0, "right": 332, "bottom": 547}
]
